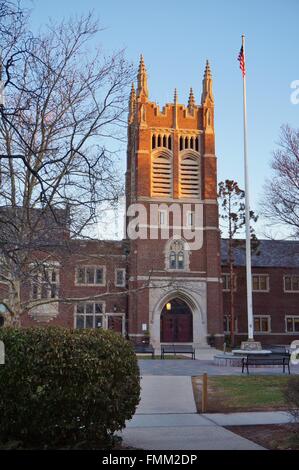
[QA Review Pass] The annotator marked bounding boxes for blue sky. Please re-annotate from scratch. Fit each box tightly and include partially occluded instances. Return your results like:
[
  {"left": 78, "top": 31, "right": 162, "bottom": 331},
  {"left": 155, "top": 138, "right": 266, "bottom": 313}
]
[{"left": 29, "top": 0, "right": 299, "bottom": 237}]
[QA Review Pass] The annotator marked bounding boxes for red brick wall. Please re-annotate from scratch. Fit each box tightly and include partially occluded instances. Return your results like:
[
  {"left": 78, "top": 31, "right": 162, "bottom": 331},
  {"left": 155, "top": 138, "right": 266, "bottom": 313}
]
[{"left": 222, "top": 265, "right": 299, "bottom": 346}]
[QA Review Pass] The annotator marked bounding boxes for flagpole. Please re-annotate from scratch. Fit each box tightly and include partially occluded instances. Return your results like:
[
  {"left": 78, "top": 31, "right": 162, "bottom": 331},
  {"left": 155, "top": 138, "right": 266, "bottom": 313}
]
[{"left": 241, "top": 34, "right": 254, "bottom": 341}]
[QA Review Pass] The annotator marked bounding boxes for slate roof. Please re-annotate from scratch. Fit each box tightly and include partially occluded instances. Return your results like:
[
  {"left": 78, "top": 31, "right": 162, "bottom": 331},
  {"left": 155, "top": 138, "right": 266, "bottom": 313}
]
[{"left": 221, "top": 239, "right": 299, "bottom": 268}]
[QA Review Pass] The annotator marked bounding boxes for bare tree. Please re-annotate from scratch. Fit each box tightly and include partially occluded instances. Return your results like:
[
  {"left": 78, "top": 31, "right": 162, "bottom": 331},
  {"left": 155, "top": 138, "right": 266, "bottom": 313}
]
[
  {"left": 0, "top": 8, "right": 134, "bottom": 320},
  {"left": 218, "top": 179, "right": 258, "bottom": 347},
  {"left": 261, "top": 125, "right": 299, "bottom": 238}
]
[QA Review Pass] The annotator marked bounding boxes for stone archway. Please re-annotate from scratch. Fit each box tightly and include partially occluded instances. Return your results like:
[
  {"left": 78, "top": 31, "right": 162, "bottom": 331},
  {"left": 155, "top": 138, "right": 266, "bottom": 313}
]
[
  {"left": 160, "top": 298, "right": 193, "bottom": 343},
  {"left": 149, "top": 283, "right": 208, "bottom": 351}
]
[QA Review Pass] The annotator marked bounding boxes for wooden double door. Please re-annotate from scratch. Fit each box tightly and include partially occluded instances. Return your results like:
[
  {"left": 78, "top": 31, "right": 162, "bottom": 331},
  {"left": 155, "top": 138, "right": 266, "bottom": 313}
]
[{"left": 160, "top": 298, "right": 193, "bottom": 343}]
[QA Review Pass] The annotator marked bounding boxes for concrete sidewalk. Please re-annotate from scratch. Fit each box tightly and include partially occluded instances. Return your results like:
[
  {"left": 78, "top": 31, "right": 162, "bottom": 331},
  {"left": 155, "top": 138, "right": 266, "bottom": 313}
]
[
  {"left": 119, "top": 376, "right": 266, "bottom": 450},
  {"left": 139, "top": 359, "right": 299, "bottom": 376},
  {"left": 204, "top": 410, "right": 292, "bottom": 426},
  {"left": 135, "top": 376, "right": 197, "bottom": 414}
]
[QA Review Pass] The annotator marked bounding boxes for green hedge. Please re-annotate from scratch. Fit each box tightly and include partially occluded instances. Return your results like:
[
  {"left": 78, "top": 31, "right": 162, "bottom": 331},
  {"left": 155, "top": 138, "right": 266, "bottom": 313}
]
[{"left": 0, "top": 327, "right": 140, "bottom": 448}]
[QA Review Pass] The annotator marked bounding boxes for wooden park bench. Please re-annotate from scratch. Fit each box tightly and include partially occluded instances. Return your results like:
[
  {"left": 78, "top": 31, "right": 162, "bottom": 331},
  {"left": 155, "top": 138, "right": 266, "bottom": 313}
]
[
  {"left": 134, "top": 344, "right": 155, "bottom": 359},
  {"left": 161, "top": 344, "right": 195, "bottom": 360},
  {"left": 241, "top": 353, "right": 291, "bottom": 375}
]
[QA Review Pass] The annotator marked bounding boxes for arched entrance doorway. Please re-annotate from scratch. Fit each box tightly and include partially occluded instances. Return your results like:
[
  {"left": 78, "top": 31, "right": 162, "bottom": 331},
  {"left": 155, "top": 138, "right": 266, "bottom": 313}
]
[{"left": 160, "top": 298, "right": 193, "bottom": 343}]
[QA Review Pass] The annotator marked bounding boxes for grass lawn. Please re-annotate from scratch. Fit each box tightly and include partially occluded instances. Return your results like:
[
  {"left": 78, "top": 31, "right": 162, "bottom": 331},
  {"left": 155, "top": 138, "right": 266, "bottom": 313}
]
[
  {"left": 192, "top": 375, "right": 298, "bottom": 413},
  {"left": 227, "top": 424, "right": 299, "bottom": 450}
]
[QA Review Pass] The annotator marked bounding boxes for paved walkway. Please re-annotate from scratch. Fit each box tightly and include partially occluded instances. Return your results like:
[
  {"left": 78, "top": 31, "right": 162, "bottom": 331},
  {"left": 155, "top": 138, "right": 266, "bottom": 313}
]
[
  {"left": 119, "top": 376, "right": 266, "bottom": 450},
  {"left": 204, "top": 411, "right": 292, "bottom": 426},
  {"left": 134, "top": 376, "right": 197, "bottom": 414},
  {"left": 139, "top": 359, "right": 299, "bottom": 376}
]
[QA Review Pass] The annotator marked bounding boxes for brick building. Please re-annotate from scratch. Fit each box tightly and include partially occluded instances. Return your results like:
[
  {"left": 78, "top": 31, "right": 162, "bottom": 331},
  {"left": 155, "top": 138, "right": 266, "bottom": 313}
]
[{"left": 0, "top": 57, "right": 298, "bottom": 349}]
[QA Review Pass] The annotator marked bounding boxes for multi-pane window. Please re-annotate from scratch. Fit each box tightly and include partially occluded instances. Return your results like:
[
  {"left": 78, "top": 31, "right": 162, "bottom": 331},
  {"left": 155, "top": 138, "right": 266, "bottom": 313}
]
[
  {"left": 284, "top": 276, "right": 299, "bottom": 292},
  {"left": 252, "top": 274, "right": 269, "bottom": 292},
  {"left": 222, "top": 273, "right": 237, "bottom": 291},
  {"left": 76, "top": 266, "right": 105, "bottom": 286},
  {"left": 31, "top": 267, "right": 59, "bottom": 300},
  {"left": 168, "top": 240, "right": 185, "bottom": 270},
  {"left": 115, "top": 268, "right": 125, "bottom": 287},
  {"left": 285, "top": 316, "right": 299, "bottom": 333},
  {"left": 75, "top": 302, "right": 104, "bottom": 329},
  {"left": 223, "top": 315, "right": 238, "bottom": 333},
  {"left": 254, "top": 315, "right": 271, "bottom": 333}
]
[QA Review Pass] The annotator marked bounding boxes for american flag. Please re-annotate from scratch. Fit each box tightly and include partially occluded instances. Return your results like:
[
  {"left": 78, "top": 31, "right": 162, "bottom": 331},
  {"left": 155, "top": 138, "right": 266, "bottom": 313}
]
[{"left": 238, "top": 45, "right": 246, "bottom": 77}]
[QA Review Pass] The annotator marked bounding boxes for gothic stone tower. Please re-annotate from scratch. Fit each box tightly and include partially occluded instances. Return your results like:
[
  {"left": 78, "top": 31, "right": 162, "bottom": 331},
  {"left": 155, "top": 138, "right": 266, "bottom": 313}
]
[{"left": 126, "top": 56, "right": 223, "bottom": 350}]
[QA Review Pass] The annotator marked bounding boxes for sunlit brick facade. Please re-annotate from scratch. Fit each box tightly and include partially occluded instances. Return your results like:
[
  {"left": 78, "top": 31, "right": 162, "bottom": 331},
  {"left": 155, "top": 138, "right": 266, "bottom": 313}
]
[{"left": 1, "top": 57, "right": 298, "bottom": 350}]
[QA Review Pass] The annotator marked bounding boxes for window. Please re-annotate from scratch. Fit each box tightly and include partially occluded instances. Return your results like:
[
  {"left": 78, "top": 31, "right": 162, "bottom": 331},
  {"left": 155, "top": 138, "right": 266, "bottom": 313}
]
[
  {"left": 158, "top": 210, "right": 167, "bottom": 227},
  {"left": 76, "top": 266, "right": 105, "bottom": 286},
  {"left": 115, "top": 268, "right": 125, "bottom": 287},
  {"left": 152, "top": 154, "right": 172, "bottom": 197},
  {"left": 152, "top": 134, "right": 156, "bottom": 149},
  {"left": 152, "top": 133, "right": 172, "bottom": 150},
  {"left": 186, "top": 211, "right": 195, "bottom": 228},
  {"left": 252, "top": 274, "right": 269, "bottom": 292},
  {"left": 285, "top": 316, "right": 299, "bottom": 333},
  {"left": 179, "top": 155, "right": 200, "bottom": 198},
  {"left": 179, "top": 135, "right": 199, "bottom": 151},
  {"left": 254, "top": 315, "right": 271, "bottom": 333},
  {"left": 284, "top": 275, "right": 299, "bottom": 292},
  {"left": 224, "top": 315, "right": 238, "bottom": 333},
  {"left": 222, "top": 273, "right": 237, "bottom": 291},
  {"left": 75, "top": 302, "right": 105, "bottom": 329},
  {"left": 177, "top": 251, "right": 184, "bottom": 269},
  {"left": 168, "top": 240, "right": 185, "bottom": 270},
  {"left": 169, "top": 251, "right": 176, "bottom": 269},
  {"left": 31, "top": 267, "right": 59, "bottom": 300},
  {"left": 179, "top": 136, "right": 183, "bottom": 151}
]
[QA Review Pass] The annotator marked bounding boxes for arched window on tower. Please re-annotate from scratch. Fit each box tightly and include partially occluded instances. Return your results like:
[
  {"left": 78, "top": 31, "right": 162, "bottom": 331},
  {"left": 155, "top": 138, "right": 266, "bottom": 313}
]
[
  {"left": 177, "top": 251, "right": 184, "bottom": 269},
  {"left": 152, "top": 134, "right": 156, "bottom": 149},
  {"left": 169, "top": 251, "right": 176, "bottom": 269},
  {"left": 168, "top": 135, "right": 172, "bottom": 150},
  {"left": 163, "top": 135, "right": 167, "bottom": 148},
  {"left": 179, "top": 136, "right": 183, "bottom": 151},
  {"left": 167, "top": 240, "right": 187, "bottom": 270}
]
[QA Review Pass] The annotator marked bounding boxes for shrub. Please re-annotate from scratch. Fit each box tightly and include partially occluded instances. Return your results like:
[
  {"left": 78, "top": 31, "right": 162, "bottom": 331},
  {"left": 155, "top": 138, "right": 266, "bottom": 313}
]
[{"left": 0, "top": 327, "right": 140, "bottom": 448}]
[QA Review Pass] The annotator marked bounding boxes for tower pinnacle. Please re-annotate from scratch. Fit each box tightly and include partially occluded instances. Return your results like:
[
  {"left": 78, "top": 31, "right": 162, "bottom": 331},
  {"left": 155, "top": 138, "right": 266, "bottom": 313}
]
[
  {"left": 188, "top": 87, "right": 195, "bottom": 111},
  {"left": 128, "top": 82, "right": 136, "bottom": 123},
  {"left": 137, "top": 54, "right": 149, "bottom": 99},
  {"left": 201, "top": 60, "right": 214, "bottom": 106},
  {"left": 174, "top": 88, "right": 178, "bottom": 104}
]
